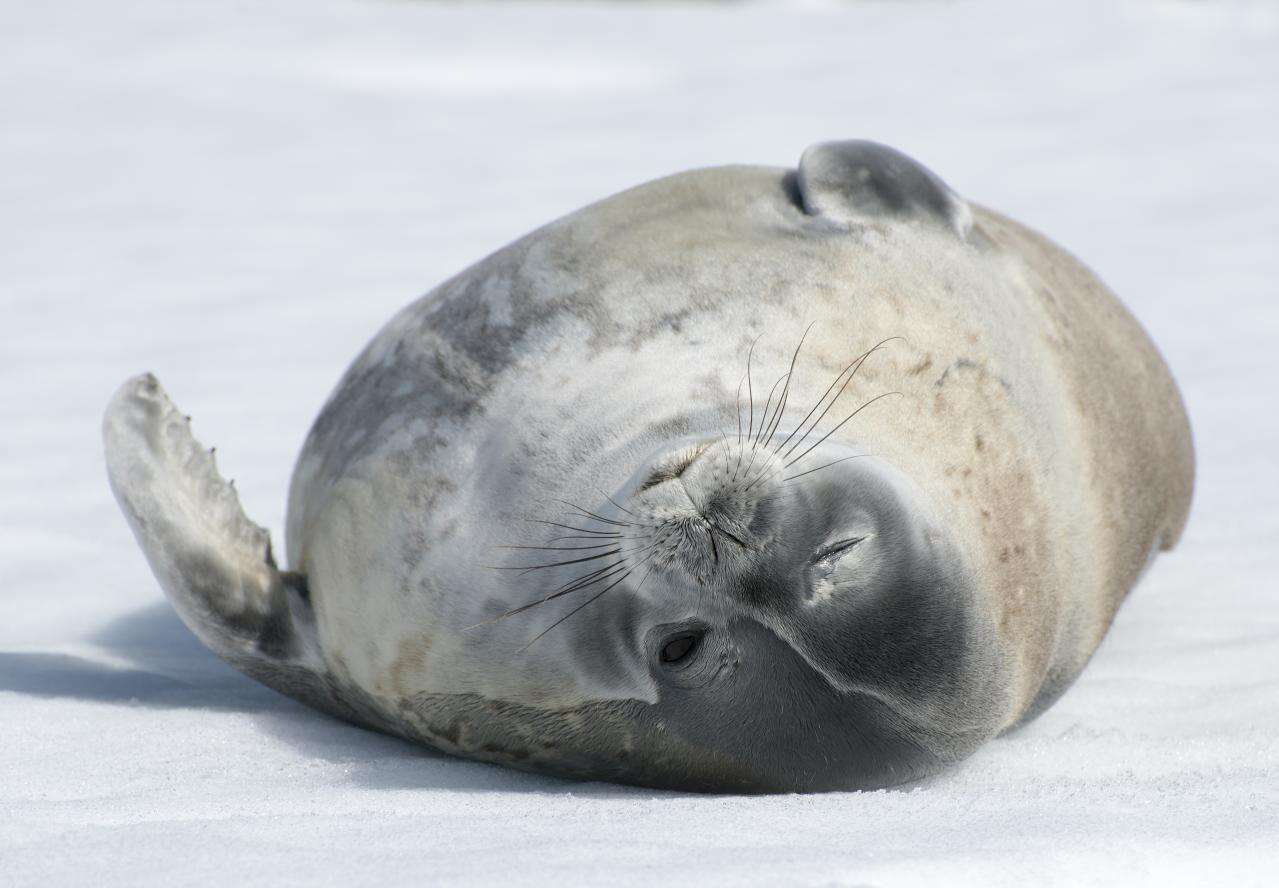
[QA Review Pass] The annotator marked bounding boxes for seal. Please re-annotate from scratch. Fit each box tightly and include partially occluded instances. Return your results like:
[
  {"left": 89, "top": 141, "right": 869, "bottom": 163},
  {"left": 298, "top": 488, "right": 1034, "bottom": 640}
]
[{"left": 104, "top": 140, "right": 1194, "bottom": 792}]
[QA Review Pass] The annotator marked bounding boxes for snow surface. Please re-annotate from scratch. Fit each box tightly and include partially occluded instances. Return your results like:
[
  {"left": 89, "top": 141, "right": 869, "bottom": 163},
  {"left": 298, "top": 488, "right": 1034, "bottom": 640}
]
[{"left": 2, "top": 0, "right": 1277, "bottom": 884}]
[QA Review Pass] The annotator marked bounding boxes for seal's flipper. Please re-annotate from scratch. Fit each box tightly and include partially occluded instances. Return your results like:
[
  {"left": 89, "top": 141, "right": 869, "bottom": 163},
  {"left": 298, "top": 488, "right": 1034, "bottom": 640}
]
[
  {"left": 102, "top": 374, "right": 350, "bottom": 718},
  {"left": 797, "top": 140, "right": 973, "bottom": 240}
]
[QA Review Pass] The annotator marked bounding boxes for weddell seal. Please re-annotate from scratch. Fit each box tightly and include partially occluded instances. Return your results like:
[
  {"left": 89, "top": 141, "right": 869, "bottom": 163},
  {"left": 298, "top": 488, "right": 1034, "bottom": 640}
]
[{"left": 103, "top": 140, "right": 1194, "bottom": 792}]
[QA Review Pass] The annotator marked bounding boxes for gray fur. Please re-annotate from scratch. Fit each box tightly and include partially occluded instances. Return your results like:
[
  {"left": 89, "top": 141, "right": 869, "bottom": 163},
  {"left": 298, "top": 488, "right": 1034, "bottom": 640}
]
[{"left": 797, "top": 139, "right": 973, "bottom": 238}]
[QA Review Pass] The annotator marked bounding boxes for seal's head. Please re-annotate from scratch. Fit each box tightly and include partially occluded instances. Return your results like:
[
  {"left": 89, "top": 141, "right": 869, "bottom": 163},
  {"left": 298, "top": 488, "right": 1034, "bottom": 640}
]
[{"left": 497, "top": 400, "right": 1001, "bottom": 792}]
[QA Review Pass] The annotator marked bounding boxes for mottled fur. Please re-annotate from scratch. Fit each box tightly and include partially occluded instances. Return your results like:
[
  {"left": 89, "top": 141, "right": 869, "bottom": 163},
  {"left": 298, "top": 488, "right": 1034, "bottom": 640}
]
[{"left": 105, "top": 141, "right": 1192, "bottom": 792}]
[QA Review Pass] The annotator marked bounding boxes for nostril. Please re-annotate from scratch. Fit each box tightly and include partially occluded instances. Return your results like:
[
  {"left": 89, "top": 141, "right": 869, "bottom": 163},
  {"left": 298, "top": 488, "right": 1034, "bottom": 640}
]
[
  {"left": 636, "top": 444, "right": 711, "bottom": 493},
  {"left": 637, "top": 466, "right": 680, "bottom": 493}
]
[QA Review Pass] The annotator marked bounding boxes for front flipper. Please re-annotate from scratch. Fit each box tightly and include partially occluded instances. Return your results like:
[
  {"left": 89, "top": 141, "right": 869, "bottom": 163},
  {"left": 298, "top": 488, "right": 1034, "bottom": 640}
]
[
  {"left": 103, "top": 374, "right": 378, "bottom": 728},
  {"left": 797, "top": 139, "right": 973, "bottom": 240}
]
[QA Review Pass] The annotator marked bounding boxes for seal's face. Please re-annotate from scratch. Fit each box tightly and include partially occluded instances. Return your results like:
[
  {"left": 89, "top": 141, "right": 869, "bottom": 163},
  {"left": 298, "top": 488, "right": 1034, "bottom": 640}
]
[{"left": 504, "top": 430, "right": 995, "bottom": 792}]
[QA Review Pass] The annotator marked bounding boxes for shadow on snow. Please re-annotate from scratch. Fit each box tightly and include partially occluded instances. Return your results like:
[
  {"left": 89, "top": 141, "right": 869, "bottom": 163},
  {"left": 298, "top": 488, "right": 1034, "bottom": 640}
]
[{"left": 0, "top": 601, "right": 654, "bottom": 797}]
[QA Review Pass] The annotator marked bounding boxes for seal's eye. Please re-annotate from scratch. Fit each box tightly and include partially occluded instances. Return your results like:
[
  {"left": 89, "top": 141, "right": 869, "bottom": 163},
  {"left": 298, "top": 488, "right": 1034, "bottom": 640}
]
[
  {"left": 813, "top": 536, "right": 865, "bottom": 564},
  {"left": 659, "top": 631, "right": 703, "bottom": 665}
]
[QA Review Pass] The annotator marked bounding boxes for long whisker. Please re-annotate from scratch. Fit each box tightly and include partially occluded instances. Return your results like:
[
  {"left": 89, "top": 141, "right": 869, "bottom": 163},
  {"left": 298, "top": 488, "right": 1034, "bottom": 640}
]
[
  {"left": 740, "top": 462, "right": 778, "bottom": 493},
  {"left": 735, "top": 371, "right": 747, "bottom": 445},
  {"left": 490, "top": 548, "right": 622, "bottom": 572},
  {"left": 519, "top": 556, "right": 659, "bottom": 651},
  {"left": 744, "top": 334, "right": 761, "bottom": 450},
  {"left": 736, "top": 336, "right": 765, "bottom": 478},
  {"left": 782, "top": 454, "right": 868, "bottom": 483},
  {"left": 774, "top": 337, "right": 901, "bottom": 461},
  {"left": 512, "top": 534, "right": 663, "bottom": 572},
  {"left": 465, "top": 559, "right": 632, "bottom": 627},
  {"left": 739, "top": 372, "right": 788, "bottom": 482},
  {"left": 556, "top": 499, "right": 650, "bottom": 529},
  {"left": 736, "top": 436, "right": 762, "bottom": 482},
  {"left": 772, "top": 348, "right": 874, "bottom": 463},
  {"left": 777, "top": 351, "right": 880, "bottom": 463},
  {"left": 542, "top": 559, "right": 631, "bottom": 596},
  {"left": 599, "top": 490, "right": 644, "bottom": 521},
  {"left": 544, "top": 533, "right": 626, "bottom": 543},
  {"left": 497, "top": 543, "right": 619, "bottom": 552},
  {"left": 525, "top": 520, "right": 623, "bottom": 537},
  {"left": 752, "top": 371, "right": 790, "bottom": 447},
  {"left": 784, "top": 392, "right": 903, "bottom": 468},
  {"left": 557, "top": 508, "right": 632, "bottom": 529},
  {"left": 499, "top": 524, "right": 676, "bottom": 608},
  {"left": 759, "top": 322, "right": 814, "bottom": 447}
]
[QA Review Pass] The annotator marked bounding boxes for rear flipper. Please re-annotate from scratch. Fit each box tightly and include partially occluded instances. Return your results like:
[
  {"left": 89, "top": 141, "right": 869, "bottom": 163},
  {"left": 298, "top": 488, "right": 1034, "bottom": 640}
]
[{"left": 103, "top": 374, "right": 374, "bottom": 727}]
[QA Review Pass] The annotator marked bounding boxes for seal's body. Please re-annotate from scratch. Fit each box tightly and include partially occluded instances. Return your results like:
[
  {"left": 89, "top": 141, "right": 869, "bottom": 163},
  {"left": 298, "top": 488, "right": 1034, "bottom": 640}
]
[{"left": 105, "top": 141, "right": 1193, "bottom": 792}]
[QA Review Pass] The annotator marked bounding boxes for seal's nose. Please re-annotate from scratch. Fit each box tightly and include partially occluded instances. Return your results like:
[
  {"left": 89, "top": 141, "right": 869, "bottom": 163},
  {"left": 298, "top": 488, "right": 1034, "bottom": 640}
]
[
  {"left": 680, "top": 438, "right": 782, "bottom": 524},
  {"left": 626, "top": 437, "right": 786, "bottom": 583}
]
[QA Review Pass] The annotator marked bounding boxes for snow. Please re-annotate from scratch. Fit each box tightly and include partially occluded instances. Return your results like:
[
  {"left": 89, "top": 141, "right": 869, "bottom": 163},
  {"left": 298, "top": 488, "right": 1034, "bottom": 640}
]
[{"left": 2, "top": 0, "right": 1277, "bottom": 884}]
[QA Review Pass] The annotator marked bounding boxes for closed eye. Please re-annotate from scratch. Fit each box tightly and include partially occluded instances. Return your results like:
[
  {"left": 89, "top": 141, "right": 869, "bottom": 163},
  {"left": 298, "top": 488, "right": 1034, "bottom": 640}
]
[{"left": 812, "top": 536, "right": 865, "bottom": 563}]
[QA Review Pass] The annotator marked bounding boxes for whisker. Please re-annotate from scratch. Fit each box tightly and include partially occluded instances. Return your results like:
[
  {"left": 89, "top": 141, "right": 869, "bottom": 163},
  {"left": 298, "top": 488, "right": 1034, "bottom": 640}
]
[
  {"left": 775, "top": 348, "right": 875, "bottom": 461},
  {"left": 519, "top": 556, "right": 659, "bottom": 651},
  {"left": 739, "top": 371, "right": 787, "bottom": 482},
  {"left": 753, "top": 371, "right": 790, "bottom": 447},
  {"left": 465, "top": 560, "right": 632, "bottom": 628},
  {"left": 737, "top": 454, "right": 774, "bottom": 493},
  {"left": 735, "top": 336, "right": 765, "bottom": 479},
  {"left": 599, "top": 490, "right": 644, "bottom": 521},
  {"left": 741, "top": 463, "right": 774, "bottom": 491},
  {"left": 525, "top": 520, "right": 622, "bottom": 537},
  {"left": 759, "top": 322, "right": 814, "bottom": 447},
  {"left": 775, "top": 337, "right": 901, "bottom": 461},
  {"left": 782, "top": 454, "right": 868, "bottom": 483},
  {"left": 772, "top": 351, "right": 872, "bottom": 459},
  {"left": 496, "top": 530, "right": 653, "bottom": 574},
  {"left": 744, "top": 333, "right": 762, "bottom": 447},
  {"left": 497, "top": 543, "right": 620, "bottom": 552},
  {"left": 735, "top": 371, "right": 747, "bottom": 445},
  {"left": 741, "top": 459, "right": 785, "bottom": 493},
  {"left": 736, "top": 436, "right": 763, "bottom": 483},
  {"left": 556, "top": 499, "right": 648, "bottom": 529},
  {"left": 545, "top": 559, "right": 631, "bottom": 595},
  {"left": 473, "top": 526, "right": 679, "bottom": 631},
  {"left": 490, "top": 548, "right": 622, "bottom": 572},
  {"left": 784, "top": 392, "right": 903, "bottom": 468},
  {"left": 544, "top": 533, "right": 626, "bottom": 543},
  {"left": 508, "top": 524, "right": 672, "bottom": 589}
]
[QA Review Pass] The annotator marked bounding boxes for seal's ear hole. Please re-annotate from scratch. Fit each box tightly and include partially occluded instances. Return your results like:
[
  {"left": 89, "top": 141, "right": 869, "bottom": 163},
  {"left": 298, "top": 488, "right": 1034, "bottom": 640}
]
[{"left": 660, "top": 631, "right": 704, "bottom": 665}]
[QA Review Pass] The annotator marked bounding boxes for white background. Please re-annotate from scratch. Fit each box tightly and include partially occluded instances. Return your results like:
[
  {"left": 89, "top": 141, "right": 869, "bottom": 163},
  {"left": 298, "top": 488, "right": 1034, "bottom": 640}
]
[{"left": 2, "top": 1, "right": 1276, "bottom": 884}]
